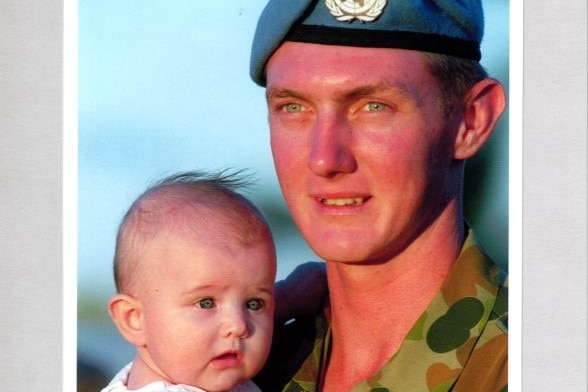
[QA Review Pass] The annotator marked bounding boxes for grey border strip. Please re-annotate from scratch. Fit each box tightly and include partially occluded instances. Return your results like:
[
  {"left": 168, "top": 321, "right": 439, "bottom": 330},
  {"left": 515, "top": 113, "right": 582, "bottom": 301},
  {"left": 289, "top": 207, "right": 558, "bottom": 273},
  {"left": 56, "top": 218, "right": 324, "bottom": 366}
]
[
  {"left": 0, "top": 0, "right": 64, "bottom": 389},
  {"left": 522, "top": 0, "right": 587, "bottom": 389}
]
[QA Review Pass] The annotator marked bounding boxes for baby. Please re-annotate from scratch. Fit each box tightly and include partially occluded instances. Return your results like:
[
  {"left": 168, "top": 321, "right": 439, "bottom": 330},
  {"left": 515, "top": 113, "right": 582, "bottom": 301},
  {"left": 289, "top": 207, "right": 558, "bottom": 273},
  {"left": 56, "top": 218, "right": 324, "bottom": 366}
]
[{"left": 102, "top": 171, "right": 277, "bottom": 392}]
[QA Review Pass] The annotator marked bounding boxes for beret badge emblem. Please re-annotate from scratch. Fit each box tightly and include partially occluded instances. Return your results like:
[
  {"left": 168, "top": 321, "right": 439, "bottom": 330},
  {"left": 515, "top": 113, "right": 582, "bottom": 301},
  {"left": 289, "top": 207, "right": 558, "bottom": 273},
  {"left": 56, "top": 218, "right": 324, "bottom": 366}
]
[{"left": 325, "top": 0, "right": 387, "bottom": 22}]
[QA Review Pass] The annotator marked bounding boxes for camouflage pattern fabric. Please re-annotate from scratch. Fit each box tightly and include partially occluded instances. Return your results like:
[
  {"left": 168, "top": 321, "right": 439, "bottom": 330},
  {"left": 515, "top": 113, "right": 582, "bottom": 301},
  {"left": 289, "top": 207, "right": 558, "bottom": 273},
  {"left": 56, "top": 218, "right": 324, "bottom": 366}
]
[{"left": 281, "top": 231, "right": 508, "bottom": 392}]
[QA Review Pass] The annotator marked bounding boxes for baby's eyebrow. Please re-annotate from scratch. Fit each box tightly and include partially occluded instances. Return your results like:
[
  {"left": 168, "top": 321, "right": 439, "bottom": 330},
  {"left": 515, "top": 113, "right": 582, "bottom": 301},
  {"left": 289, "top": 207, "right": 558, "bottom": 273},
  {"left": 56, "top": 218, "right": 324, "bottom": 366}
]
[
  {"left": 255, "top": 286, "right": 275, "bottom": 297},
  {"left": 180, "top": 284, "right": 215, "bottom": 296}
]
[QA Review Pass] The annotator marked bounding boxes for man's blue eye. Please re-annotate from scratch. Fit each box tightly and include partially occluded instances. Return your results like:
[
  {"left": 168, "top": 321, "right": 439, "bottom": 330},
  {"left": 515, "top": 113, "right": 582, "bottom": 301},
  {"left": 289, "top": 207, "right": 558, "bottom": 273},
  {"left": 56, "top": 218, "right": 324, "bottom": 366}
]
[
  {"left": 246, "top": 299, "right": 264, "bottom": 311},
  {"left": 283, "top": 103, "right": 303, "bottom": 113},
  {"left": 197, "top": 298, "right": 215, "bottom": 309},
  {"left": 365, "top": 102, "right": 386, "bottom": 111}
]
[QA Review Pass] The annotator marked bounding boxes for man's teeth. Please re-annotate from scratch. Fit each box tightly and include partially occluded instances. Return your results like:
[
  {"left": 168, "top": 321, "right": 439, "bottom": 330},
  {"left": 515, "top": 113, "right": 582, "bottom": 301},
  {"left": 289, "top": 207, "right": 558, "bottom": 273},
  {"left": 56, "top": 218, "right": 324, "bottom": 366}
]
[{"left": 321, "top": 197, "right": 364, "bottom": 206}]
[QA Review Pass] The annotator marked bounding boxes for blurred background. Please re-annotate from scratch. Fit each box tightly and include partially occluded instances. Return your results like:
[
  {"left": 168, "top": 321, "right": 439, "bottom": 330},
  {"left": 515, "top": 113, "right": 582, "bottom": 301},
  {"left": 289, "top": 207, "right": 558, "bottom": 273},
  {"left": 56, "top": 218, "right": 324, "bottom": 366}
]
[{"left": 77, "top": 1, "right": 509, "bottom": 390}]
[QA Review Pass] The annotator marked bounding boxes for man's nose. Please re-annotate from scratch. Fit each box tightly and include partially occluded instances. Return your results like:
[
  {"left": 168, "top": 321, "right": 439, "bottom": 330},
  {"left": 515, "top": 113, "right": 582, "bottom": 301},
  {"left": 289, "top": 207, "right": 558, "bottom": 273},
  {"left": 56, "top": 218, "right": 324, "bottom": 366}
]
[
  {"left": 307, "top": 112, "right": 356, "bottom": 177},
  {"left": 220, "top": 307, "right": 249, "bottom": 339}
]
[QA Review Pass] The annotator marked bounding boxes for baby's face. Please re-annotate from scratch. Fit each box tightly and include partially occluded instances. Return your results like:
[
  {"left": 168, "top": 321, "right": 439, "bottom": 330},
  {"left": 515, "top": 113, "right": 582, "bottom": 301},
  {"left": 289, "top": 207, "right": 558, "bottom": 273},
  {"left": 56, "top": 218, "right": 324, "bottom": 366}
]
[{"left": 136, "top": 229, "right": 276, "bottom": 391}]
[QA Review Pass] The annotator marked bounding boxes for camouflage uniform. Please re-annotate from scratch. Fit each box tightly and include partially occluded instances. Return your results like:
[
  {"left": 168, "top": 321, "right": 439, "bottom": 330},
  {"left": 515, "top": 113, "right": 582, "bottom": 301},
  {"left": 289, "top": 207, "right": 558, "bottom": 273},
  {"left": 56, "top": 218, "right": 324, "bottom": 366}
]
[{"left": 255, "top": 231, "right": 508, "bottom": 392}]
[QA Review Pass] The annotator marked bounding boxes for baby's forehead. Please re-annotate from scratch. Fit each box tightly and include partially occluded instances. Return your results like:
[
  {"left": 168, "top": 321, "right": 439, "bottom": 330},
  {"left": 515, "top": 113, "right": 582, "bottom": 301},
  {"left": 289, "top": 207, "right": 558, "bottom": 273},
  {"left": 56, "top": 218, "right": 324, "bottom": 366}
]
[
  {"left": 123, "top": 209, "right": 275, "bottom": 293},
  {"left": 126, "top": 183, "right": 273, "bottom": 255},
  {"left": 139, "top": 220, "right": 275, "bottom": 273},
  {"left": 134, "top": 203, "right": 270, "bottom": 248}
]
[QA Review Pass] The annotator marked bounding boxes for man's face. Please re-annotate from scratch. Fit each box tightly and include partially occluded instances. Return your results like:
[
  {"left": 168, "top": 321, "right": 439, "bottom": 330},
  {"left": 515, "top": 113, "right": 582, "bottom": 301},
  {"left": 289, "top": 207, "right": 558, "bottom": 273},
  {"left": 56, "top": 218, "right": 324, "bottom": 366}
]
[{"left": 265, "top": 42, "right": 462, "bottom": 263}]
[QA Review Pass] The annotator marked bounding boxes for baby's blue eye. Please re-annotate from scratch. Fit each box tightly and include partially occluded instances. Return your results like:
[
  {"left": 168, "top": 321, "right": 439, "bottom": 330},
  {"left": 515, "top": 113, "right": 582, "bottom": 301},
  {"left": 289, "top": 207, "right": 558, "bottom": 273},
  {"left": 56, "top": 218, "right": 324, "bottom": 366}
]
[
  {"left": 246, "top": 299, "right": 264, "bottom": 311},
  {"left": 197, "top": 298, "right": 215, "bottom": 309}
]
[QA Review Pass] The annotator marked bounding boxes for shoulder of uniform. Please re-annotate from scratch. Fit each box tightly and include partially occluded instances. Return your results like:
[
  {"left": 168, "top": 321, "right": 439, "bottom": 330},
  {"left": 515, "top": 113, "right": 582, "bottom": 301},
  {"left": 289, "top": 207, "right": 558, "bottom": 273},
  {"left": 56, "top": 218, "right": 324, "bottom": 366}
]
[{"left": 491, "top": 277, "right": 508, "bottom": 334}]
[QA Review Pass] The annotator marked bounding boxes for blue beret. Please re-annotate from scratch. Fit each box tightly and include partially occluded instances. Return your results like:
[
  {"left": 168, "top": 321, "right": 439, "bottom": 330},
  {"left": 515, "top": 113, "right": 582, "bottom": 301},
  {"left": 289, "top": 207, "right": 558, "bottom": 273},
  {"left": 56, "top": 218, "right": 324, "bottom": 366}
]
[{"left": 250, "top": 0, "right": 484, "bottom": 86}]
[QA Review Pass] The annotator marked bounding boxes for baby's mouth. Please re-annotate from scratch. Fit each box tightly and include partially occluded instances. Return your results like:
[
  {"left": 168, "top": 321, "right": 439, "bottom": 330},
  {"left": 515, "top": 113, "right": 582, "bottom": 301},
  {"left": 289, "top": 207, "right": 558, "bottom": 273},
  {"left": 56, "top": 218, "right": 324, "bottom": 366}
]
[
  {"left": 211, "top": 350, "right": 243, "bottom": 368},
  {"left": 214, "top": 351, "right": 239, "bottom": 361}
]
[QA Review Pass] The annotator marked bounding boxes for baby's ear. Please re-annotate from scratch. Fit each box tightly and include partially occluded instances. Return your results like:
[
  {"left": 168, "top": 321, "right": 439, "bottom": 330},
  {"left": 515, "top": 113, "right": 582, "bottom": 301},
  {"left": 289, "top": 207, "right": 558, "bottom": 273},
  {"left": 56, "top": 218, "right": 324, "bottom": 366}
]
[
  {"left": 454, "top": 78, "right": 506, "bottom": 160},
  {"left": 108, "top": 294, "right": 146, "bottom": 347}
]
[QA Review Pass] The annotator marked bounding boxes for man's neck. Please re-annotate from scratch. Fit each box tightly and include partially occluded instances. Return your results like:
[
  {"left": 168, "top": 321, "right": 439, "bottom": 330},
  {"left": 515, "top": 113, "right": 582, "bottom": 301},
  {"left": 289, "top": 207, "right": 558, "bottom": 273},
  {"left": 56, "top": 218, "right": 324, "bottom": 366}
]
[{"left": 322, "top": 218, "right": 464, "bottom": 392}]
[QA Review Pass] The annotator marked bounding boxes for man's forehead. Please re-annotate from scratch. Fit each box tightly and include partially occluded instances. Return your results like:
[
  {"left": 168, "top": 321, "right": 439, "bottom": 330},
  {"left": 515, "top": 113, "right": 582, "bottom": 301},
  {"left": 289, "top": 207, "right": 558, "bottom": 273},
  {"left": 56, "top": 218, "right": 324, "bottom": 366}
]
[
  {"left": 250, "top": 0, "right": 484, "bottom": 86},
  {"left": 265, "top": 42, "right": 429, "bottom": 85},
  {"left": 267, "top": 40, "right": 427, "bottom": 64},
  {"left": 265, "top": 44, "right": 431, "bottom": 106}
]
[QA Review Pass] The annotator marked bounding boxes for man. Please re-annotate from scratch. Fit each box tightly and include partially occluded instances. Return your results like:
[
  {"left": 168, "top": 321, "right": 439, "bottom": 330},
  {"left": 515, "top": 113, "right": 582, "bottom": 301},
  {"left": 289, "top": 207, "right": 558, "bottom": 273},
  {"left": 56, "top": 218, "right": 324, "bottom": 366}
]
[{"left": 250, "top": 1, "right": 508, "bottom": 391}]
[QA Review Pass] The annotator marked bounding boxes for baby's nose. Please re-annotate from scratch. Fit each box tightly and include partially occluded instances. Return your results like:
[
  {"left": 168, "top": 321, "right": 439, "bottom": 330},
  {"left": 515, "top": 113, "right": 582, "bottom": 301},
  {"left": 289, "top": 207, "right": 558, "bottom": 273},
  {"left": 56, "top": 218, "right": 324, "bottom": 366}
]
[{"left": 221, "top": 307, "right": 249, "bottom": 339}]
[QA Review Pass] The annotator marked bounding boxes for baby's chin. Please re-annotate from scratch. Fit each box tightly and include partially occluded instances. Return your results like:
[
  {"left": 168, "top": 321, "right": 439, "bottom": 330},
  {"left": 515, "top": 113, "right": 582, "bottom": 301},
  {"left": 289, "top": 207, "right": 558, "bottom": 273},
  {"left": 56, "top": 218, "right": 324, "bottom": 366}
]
[{"left": 190, "top": 373, "right": 250, "bottom": 392}]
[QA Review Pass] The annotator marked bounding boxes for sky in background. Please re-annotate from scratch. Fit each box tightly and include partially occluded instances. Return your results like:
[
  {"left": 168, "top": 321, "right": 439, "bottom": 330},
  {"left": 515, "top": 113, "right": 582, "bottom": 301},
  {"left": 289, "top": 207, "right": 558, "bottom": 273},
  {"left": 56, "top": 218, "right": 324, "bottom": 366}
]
[{"left": 78, "top": 0, "right": 510, "bottom": 378}]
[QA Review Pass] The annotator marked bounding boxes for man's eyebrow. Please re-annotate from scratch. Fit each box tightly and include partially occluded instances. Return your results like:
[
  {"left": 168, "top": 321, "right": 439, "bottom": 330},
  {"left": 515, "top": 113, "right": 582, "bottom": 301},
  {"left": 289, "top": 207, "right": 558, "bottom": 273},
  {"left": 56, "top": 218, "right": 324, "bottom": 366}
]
[
  {"left": 343, "top": 83, "right": 420, "bottom": 103},
  {"left": 266, "top": 83, "right": 420, "bottom": 104},
  {"left": 266, "top": 88, "right": 305, "bottom": 101}
]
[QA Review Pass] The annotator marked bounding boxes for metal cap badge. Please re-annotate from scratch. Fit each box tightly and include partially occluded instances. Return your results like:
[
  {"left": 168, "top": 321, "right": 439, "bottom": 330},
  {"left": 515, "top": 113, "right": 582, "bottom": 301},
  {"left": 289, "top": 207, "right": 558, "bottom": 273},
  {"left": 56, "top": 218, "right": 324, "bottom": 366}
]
[{"left": 326, "top": 0, "right": 387, "bottom": 23}]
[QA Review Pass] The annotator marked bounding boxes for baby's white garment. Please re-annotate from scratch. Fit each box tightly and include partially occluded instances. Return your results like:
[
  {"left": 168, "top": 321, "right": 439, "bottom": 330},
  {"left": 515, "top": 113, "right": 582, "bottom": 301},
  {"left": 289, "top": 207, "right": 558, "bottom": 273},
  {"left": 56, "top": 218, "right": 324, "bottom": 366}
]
[{"left": 101, "top": 363, "right": 261, "bottom": 392}]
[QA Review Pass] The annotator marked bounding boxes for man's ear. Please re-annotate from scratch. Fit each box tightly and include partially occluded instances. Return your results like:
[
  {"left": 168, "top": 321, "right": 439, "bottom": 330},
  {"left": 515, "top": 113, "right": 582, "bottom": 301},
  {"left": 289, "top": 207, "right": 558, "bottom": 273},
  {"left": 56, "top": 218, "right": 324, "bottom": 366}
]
[
  {"left": 108, "top": 294, "right": 146, "bottom": 347},
  {"left": 454, "top": 78, "right": 506, "bottom": 160}
]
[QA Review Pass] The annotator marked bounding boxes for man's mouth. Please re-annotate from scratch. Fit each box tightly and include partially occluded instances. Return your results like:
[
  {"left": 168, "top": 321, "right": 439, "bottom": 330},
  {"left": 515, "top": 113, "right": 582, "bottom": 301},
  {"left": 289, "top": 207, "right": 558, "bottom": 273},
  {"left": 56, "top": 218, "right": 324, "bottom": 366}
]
[{"left": 319, "top": 197, "right": 366, "bottom": 206}]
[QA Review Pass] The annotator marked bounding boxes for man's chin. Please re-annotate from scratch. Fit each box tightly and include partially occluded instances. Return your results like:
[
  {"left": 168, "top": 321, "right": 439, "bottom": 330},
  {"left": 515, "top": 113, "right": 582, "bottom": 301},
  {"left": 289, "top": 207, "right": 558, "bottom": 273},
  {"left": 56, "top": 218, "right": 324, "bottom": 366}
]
[{"left": 308, "top": 242, "right": 372, "bottom": 264}]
